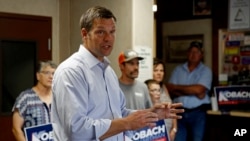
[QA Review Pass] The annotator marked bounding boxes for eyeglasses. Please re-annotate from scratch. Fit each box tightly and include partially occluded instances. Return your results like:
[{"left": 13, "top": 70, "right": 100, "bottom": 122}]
[
  {"left": 149, "top": 89, "right": 161, "bottom": 93},
  {"left": 40, "top": 71, "right": 54, "bottom": 76}
]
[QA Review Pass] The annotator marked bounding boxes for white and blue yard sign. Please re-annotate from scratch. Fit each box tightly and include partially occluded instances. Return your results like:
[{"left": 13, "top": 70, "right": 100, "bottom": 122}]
[
  {"left": 24, "top": 123, "right": 53, "bottom": 141},
  {"left": 124, "top": 119, "right": 169, "bottom": 141}
]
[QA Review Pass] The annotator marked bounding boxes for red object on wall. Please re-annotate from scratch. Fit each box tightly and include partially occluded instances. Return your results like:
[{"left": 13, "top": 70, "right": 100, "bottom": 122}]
[{"left": 231, "top": 55, "right": 240, "bottom": 64}]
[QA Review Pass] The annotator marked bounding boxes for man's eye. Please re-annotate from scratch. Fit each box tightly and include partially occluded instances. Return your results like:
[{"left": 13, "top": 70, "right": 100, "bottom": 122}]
[
  {"left": 97, "top": 31, "right": 104, "bottom": 35},
  {"left": 110, "top": 30, "right": 116, "bottom": 34}
]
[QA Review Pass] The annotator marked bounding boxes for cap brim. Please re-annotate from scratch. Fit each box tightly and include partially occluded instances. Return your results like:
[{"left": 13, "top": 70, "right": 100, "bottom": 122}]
[
  {"left": 125, "top": 56, "right": 144, "bottom": 62},
  {"left": 138, "top": 57, "right": 144, "bottom": 60}
]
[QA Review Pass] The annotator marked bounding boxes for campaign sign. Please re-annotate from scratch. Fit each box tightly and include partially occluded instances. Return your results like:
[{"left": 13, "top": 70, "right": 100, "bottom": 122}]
[
  {"left": 214, "top": 86, "right": 250, "bottom": 111},
  {"left": 24, "top": 123, "right": 53, "bottom": 141},
  {"left": 124, "top": 119, "right": 168, "bottom": 141}
]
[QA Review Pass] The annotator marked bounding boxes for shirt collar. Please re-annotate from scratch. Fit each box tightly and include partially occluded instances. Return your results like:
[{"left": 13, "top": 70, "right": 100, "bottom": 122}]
[
  {"left": 183, "top": 62, "right": 203, "bottom": 72},
  {"left": 78, "top": 44, "right": 110, "bottom": 69}
]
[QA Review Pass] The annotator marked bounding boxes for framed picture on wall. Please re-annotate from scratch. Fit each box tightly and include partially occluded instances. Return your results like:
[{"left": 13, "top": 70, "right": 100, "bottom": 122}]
[
  {"left": 165, "top": 34, "right": 204, "bottom": 63},
  {"left": 228, "top": 0, "right": 250, "bottom": 30},
  {"left": 193, "top": 0, "right": 211, "bottom": 16}
]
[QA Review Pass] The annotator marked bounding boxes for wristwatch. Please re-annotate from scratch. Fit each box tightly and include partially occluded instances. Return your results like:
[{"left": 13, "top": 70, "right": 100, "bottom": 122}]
[{"left": 172, "top": 128, "right": 177, "bottom": 133}]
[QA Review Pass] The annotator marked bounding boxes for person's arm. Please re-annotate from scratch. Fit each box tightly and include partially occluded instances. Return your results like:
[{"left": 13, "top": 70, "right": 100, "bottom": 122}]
[
  {"left": 167, "top": 65, "right": 212, "bottom": 99},
  {"left": 166, "top": 83, "right": 206, "bottom": 99},
  {"left": 169, "top": 119, "right": 177, "bottom": 141},
  {"left": 171, "top": 119, "right": 177, "bottom": 132},
  {"left": 100, "top": 103, "right": 184, "bottom": 140},
  {"left": 12, "top": 109, "right": 26, "bottom": 141}
]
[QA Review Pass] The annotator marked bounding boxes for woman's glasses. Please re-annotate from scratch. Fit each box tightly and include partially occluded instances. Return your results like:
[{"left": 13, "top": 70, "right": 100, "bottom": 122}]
[{"left": 40, "top": 71, "right": 54, "bottom": 76}]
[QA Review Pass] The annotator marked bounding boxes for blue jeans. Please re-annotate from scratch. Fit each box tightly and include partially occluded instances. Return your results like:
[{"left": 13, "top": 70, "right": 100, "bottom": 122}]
[{"left": 174, "top": 108, "right": 206, "bottom": 141}]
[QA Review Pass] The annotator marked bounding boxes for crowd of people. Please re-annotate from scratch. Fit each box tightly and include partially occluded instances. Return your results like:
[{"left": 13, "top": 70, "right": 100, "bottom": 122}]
[{"left": 11, "top": 6, "right": 212, "bottom": 141}]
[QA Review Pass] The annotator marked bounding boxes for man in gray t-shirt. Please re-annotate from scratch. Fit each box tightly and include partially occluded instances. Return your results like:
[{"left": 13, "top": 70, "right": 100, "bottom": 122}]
[{"left": 118, "top": 49, "right": 152, "bottom": 109}]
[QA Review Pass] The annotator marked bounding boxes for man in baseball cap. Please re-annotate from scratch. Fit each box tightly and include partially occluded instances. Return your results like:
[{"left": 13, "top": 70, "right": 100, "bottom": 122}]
[
  {"left": 118, "top": 49, "right": 152, "bottom": 110},
  {"left": 118, "top": 49, "right": 144, "bottom": 65},
  {"left": 188, "top": 41, "right": 203, "bottom": 52}
]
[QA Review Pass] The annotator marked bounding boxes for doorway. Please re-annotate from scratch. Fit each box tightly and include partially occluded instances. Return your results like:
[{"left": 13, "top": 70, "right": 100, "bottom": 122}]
[{"left": 0, "top": 12, "right": 52, "bottom": 140}]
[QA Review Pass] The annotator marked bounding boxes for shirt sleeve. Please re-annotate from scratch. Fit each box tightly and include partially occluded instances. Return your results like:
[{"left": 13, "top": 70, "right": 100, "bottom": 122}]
[{"left": 12, "top": 90, "right": 29, "bottom": 117}]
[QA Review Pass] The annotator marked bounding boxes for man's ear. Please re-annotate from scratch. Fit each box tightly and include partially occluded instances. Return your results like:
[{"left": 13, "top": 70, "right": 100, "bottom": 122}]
[
  {"left": 119, "top": 63, "right": 125, "bottom": 70},
  {"left": 81, "top": 28, "right": 88, "bottom": 38}
]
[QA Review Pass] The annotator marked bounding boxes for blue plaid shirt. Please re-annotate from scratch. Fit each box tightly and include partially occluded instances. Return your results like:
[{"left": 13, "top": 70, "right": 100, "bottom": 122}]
[{"left": 12, "top": 89, "right": 51, "bottom": 129}]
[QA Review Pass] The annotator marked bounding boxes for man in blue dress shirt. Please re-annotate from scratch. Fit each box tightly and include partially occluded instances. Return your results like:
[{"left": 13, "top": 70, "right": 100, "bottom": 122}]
[{"left": 51, "top": 6, "right": 184, "bottom": 141}]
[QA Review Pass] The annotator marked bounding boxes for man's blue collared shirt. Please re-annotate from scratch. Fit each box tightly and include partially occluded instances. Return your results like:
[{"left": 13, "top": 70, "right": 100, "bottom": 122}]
[
  {"left": 169, "top": 62, "right": 212, "bottom": 109},
  {"left": 52, "top": 45, "right": 133, "bottom": 141}
]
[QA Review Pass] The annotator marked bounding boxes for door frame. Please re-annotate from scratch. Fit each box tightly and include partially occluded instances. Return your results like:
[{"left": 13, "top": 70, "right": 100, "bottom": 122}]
[{"left": 0, "top": 12, "right": 52, "bottom": 141}]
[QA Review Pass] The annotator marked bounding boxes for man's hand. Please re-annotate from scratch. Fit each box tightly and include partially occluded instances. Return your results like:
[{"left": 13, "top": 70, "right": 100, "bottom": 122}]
[
  {"left": 122, "top": 103, "right": 184, "bottom": 131},
  {"left": 124, "top": 110, "right": 159, "bottom": 130},
  {"left": 151, "top": 102, "right": 184, "bottom": 120}
]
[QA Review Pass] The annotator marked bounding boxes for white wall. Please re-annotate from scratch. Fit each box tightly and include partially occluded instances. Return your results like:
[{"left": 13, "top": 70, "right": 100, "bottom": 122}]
[{"left": 132, "top": 0, "right": 154, "bottom": 81}]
